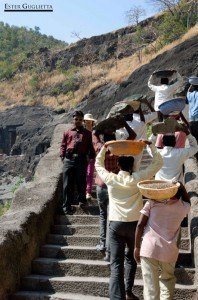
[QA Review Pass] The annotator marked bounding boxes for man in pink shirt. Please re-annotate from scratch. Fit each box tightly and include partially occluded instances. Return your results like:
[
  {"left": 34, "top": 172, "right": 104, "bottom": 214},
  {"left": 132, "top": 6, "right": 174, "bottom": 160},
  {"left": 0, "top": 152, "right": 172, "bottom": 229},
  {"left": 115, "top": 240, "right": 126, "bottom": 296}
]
[
  {"left": 134, "top": 183, "right": 190, "bottom": 300},
  {"left": 155, "top": 113, "right": 188, "bottom": 149},
  {"left": 155, "top": 131, "right": 187, "bottom": 148}
]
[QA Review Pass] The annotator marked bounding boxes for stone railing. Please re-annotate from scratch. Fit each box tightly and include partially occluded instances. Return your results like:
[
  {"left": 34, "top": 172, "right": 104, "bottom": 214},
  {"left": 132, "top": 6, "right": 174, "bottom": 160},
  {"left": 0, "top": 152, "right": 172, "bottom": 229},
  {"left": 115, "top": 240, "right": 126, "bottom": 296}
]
[
  {"left": 185, "top": 156, "right": 198, "bottom": 285},
  {"left": 0, "top": 124, "right": 69, "bottom": 300}
]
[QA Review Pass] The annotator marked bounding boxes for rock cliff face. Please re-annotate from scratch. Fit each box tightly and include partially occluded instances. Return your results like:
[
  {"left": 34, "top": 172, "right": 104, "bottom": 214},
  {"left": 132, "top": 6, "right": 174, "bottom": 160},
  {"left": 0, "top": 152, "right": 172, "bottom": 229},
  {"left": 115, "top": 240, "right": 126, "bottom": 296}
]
[
  {"left": 0, "top": 34, "right": 197, "bottom": 182},
  {"left": 0, "top": 106, "right": 64, "bottom": 181},
  {"left": 18, "top": 14, "right": 161, "bottom": 72},
  {"left": 66, "top": 34, "right": 198, "bottom": 121}
]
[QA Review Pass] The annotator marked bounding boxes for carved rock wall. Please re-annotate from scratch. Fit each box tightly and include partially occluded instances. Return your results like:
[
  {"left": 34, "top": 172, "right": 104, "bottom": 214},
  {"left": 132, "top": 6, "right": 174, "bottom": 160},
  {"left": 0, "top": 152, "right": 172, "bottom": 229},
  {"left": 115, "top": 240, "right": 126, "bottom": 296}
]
[{"left": 0, "top": 124, "right": 68, "bottom": 299}]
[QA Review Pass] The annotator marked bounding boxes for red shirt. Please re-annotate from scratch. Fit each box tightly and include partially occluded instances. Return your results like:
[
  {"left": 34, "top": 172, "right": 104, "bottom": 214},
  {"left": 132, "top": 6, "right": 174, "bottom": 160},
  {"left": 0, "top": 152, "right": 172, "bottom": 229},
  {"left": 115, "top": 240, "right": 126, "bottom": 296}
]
[
  {"left": 92, "top": 133, "right": 119, "bottom": 187},
  {"left": 60, "top": 126, "right": 95, "bottom": 159}
]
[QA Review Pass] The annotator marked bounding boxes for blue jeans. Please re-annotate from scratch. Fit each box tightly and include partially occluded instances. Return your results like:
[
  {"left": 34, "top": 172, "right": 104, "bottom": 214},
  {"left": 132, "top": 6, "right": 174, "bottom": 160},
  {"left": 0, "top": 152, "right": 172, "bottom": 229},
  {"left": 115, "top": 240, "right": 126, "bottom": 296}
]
[
  {"left": 96, "top": 185, "right": 110, "bottom": 252},
  {"left": 109, "top": 221, "right": 138, "bottom": 300}
]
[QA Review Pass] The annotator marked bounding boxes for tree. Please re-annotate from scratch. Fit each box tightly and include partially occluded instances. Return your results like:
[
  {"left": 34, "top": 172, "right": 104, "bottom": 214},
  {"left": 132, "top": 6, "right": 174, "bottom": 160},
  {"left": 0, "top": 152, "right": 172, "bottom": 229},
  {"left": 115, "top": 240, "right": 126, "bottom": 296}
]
[
  {"left": 147, "top": 0, "right": 198, "bottom": 20},
  {"left": 157, "top": 13, "right": 187, "bottom": 46},
  {"left": 79, "top": 45, "right": 96, "bottom": 79},
  {"left": 70, "top": 31, "right": 82, "bottom": 40},
  {"left": 0, "top": 22, "right": 67, "bottom": 80},
  {"left": 125, "top": 5, "right": 146, "bottom": 26},
  {"left": 70, "top": 31, "right": 96, "bottom": 79},
  {"left": 151, "top": 0, "right": 198, "bottom": 46},
  {"left": 34, "top": 26, "right": 40, "bottom": 33},
  {"left": 147, "top": 0, "right": 181, "bottom": 15}
]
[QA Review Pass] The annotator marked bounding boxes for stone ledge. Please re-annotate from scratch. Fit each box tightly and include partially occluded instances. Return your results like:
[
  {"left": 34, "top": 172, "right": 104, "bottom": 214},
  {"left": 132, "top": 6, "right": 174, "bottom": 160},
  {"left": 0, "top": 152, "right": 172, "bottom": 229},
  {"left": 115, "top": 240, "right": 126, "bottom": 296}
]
[
  {"left": 184, "top": 156, "right": 198, "bottom": 286},
  {"left": 0, "top": 124, "right": 69, "bottom": 300}
]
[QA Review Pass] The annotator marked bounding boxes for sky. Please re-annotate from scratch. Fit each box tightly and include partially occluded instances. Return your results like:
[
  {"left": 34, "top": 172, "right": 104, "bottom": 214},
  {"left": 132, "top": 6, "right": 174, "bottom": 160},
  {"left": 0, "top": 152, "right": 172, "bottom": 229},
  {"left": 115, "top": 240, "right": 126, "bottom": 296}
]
[{"left": 0, "top": 0, "right": 157, "bottom": 44}]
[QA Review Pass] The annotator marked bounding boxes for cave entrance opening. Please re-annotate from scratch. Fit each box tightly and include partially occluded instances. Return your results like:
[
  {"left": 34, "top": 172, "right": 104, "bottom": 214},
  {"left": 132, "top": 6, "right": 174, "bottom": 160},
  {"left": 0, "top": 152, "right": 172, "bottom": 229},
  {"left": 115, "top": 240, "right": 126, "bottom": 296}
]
[{"left": 0, "top": 125, "right": 22, "bottom": 155}]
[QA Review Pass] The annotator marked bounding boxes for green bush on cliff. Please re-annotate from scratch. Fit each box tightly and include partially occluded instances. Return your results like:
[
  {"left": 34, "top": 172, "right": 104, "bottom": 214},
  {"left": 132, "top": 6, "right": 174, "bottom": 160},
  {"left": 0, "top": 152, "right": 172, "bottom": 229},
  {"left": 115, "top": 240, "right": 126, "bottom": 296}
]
[
  {"left": 0, "top": 22, "right": 67, "bottom": 80},
  {"left": 29, "top": 74, "right": 40, "bottom": 91},
  {"left": 157, "top": 14, "right": 187, "bottom": 47},
  {"left": 0, "top": 202, "right": 11, "bottom": 217}
]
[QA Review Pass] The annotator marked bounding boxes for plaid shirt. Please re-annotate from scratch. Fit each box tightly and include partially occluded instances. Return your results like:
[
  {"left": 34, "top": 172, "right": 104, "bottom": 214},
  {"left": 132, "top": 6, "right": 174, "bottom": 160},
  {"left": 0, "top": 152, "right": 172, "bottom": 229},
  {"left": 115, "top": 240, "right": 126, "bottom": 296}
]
[{"left": 92, "top": 133, "right": 119, "bottom": 188}]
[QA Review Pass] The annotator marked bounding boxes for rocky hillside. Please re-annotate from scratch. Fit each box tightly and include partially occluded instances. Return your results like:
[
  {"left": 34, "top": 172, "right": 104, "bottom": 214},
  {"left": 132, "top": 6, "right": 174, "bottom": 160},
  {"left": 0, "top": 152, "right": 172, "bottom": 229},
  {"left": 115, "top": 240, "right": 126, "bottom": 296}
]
[
  {"left": 0, "top": 31, "right": 197, "bottom": 186},
  {"left": 0, "top": 12, "right": 166, "bottom": 112},
  {"left": 68, "top": 33, "right": 198, "bottom": 120},
  {"left": 18, "top": 14, "right": 161, "bottom": 72},
  {"left": 0, "top": 1, "right": 197, "bottom": 112}
]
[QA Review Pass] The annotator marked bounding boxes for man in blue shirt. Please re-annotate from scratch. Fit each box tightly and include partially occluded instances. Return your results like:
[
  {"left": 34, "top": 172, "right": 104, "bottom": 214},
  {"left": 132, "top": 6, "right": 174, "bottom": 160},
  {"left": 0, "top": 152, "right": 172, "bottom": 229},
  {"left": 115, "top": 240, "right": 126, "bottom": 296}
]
[{"left": 186, "top": 76, "right": 198, "bottom": 159}]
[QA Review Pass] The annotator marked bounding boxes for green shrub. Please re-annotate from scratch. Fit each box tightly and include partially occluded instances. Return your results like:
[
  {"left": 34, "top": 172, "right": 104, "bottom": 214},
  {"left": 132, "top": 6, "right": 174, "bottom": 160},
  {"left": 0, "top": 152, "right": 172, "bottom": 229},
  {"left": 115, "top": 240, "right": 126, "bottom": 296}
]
[
  {"left": 0, "top": 201, "right": 11, "bottom": 217},
  {"left": 158, "top": 14, "right": 187, "bottom": 46},
  {"left": 0, "top": 65, "right": 15, "bottom": 80},
  {"left": 146, "top": 124, "right": 152, "bottom": 139},
  {"left": 51, "top": 86, "right": 62, "bottom": 96},
  {"left": 11, "top": 176, "right": 24, "bottom": 194},
  {"left": 29, "top": 74, "right": 39, "bottom": 91}
]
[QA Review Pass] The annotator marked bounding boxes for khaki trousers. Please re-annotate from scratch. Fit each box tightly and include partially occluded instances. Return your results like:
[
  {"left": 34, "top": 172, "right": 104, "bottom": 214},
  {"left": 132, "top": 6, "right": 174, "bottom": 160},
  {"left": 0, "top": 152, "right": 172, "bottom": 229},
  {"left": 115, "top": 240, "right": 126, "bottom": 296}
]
[{"left": 141, "top": 257, "right": 176, "bottom": 300}]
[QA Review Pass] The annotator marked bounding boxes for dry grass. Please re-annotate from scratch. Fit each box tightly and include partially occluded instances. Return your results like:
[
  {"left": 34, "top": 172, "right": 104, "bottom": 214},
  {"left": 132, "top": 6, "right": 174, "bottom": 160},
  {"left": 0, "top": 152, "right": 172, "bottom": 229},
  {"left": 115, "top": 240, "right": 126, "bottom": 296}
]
[
  {"left": 0, "top": 25, "right": 197, "bottom": 111},
  {"left": 40, "top": 71, "right": 66, "bottom": 89}
]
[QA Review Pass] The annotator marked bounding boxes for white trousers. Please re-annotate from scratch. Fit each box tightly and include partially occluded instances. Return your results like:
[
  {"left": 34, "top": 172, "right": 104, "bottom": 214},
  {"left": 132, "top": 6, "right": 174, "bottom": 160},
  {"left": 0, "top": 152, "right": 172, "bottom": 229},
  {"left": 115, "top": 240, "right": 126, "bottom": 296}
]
[{"left": 141, "top": 257, "right": 176, "bottom": 300}]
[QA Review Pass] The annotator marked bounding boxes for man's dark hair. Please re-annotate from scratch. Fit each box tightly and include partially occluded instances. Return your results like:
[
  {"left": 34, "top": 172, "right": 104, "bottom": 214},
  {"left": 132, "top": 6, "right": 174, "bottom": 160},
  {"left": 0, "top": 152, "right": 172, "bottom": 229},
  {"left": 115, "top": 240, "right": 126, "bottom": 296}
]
[
  {"left": 192, "top": 85, "right": 198, "bottom": 91},
  {"left": 124, "top": 114, "right": 133, "bottom": 122},
  {"left": 103, "top": 133, "right": 116, "bottom": 142},
  {"left": 162, "top": 135, "right": 176, "bottom": 147},
  {"left": 161, "top": 78, "right": 169, "bottom": 85},
  {"left": 118, "top": 156, "right": 134, "bottom": 173},
  {"left": 73, "top": 111, "right": 84, "bottom": 118}
]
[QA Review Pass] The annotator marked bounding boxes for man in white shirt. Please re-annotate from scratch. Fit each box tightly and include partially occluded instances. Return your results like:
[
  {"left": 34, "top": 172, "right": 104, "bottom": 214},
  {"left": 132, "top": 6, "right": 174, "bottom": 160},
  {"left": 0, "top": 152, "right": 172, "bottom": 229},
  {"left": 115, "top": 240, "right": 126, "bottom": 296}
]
[
  {"left": 149, "top": 133, "right": 198, "bottom": 182},
  {"left": 148, "top": 71, "right": 183, "bottom": 111},
  {"left": 95, "top": 144, "right": 163, "bottom": 300},
  {"left": 116, "top": 103, "right": 157, "bottom": 171}
]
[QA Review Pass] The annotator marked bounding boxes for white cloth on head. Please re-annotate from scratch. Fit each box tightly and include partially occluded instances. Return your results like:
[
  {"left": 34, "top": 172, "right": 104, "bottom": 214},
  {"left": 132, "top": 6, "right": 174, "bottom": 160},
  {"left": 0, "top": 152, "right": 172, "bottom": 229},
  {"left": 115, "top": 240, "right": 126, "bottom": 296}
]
[
  {"left": 115, "top": 112, "right": 157, "bottom": 171},
  {"left": 152, "top": 134, "right": 198, "bottom": 182},
  {"left": 148, "top": 73, "right": 183, "bottom": 111},
  {"left": 116, "top": 112, "right": 157, "bottom": 141}
]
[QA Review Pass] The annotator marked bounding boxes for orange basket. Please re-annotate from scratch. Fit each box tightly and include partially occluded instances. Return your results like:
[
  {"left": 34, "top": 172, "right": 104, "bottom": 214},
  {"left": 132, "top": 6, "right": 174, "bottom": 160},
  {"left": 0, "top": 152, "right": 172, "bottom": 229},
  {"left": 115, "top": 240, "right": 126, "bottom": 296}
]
[{"left": 105, "top": 140, "right": 146, "bottom": 156}]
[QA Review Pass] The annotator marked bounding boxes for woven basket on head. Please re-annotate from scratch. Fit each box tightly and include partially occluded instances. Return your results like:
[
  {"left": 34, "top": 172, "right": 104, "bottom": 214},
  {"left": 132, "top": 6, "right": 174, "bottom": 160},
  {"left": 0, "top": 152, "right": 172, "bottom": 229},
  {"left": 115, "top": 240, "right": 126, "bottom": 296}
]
[{"left": 137, "top": 180, "right": 180, "bottom": 201}]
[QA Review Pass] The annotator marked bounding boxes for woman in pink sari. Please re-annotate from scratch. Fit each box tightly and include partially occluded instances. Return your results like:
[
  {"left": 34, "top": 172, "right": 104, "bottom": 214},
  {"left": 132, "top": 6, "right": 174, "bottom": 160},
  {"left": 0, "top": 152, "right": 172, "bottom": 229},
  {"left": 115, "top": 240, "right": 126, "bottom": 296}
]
[{"left": 84, "top": 113, "right": 97, "bottom": 199}]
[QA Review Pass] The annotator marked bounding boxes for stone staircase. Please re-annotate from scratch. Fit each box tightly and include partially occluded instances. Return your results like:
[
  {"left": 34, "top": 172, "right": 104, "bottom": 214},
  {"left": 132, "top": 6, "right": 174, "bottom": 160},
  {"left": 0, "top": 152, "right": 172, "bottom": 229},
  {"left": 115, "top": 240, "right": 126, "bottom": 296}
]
[{"left": 12, "top": 151, "right": 197, "bottom": 299}]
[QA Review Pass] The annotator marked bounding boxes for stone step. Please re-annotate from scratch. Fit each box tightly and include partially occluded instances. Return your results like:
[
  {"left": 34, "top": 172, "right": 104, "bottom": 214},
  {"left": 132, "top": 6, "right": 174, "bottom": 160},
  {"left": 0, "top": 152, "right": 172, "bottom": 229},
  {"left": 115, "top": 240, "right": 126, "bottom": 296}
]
[
  {"left": 181, "top": 227, "right": 189, "bottom": 238},
  {"left": 51, "top": 225, "right": 99, "bottom": 235},
  {"left": 20, "top": 276, "right": 197, "bottom": 299},
  {"left": 87, "top": 196, "right": 97, "bottom": 204},
  {"left": 69, "top": 197, "right": 98, "bottom": 206},
  {"left": 32, "top": 258, "right": 195, "bottom": 285},
  {"left": 46, "top": 234, "right": 100, "bottom": 246},
  {"left": 68, "top": 205, "right": 99, "bottom": 215},
  {"left": 32, "top": 258, "right": 110, "bottom": 278},
  {"left": 40, "top": 244, "right": 191, "bottom": 265},
  {"left": 12, "top": 291, "right": 109, "bottom": 300},
  {"left": 51, "top": 223, "right": 188, "bottom": 239},
  {"left": 54, "top": 215, "right": 99, "bottom": 225},
  {"left": 46, "top": 232, "right": 190, "bottom": 250},
  {"left": 178, "top": 250, "right": 192, "bottom": 267},
  {"left": 40, "top": 245, "right": 104, "bottom": 260},
  {"left": 179, "top": 237, "right": 190, "bottom": 251}
]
